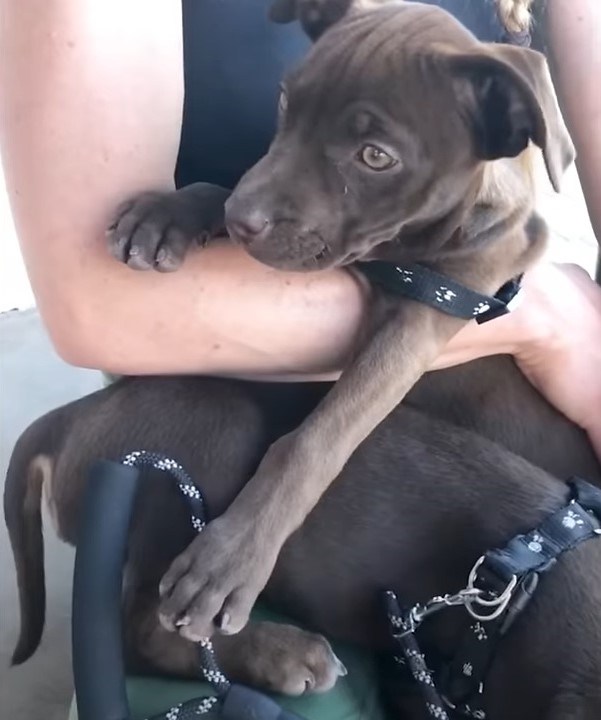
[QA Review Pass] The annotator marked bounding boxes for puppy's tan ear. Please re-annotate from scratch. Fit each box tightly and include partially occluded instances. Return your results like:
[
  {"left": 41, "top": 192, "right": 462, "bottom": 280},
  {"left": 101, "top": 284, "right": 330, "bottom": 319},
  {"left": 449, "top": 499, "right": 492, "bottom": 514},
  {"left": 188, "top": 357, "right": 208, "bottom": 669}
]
[
  {"left": 269, "top": 0, "right": 356, "bottom": 41},
  {"left": 448, "top": 45, "right": 574, "bottom": 192}
]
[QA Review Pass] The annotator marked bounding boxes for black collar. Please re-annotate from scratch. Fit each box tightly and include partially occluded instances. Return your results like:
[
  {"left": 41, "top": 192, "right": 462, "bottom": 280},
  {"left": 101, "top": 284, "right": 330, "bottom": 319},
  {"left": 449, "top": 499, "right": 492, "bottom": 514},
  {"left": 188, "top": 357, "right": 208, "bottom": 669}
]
[{"left": 355, "top": 261, "right": 523, "bottom": 325}]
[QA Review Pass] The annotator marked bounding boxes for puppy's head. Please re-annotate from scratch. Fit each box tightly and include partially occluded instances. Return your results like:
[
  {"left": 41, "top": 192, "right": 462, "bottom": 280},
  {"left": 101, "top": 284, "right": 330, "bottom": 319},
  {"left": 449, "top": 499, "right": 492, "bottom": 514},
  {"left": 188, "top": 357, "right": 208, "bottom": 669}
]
[{"left": 225, "top": 2, "right": 573, "bottom": 271}]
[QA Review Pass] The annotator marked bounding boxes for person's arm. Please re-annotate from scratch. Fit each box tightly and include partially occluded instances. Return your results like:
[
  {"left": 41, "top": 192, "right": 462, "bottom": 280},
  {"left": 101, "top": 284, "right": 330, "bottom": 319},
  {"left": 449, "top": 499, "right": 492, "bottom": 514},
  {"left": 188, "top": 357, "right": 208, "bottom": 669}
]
[
  {"left": 537, "top": 0, "right": 601, "bottom": 245},
  {"left": 0, "top": 0, "right": 368, "bottom": 378},
  {"left": 2, "top": 2, "right": 598, "bottom": 456}
]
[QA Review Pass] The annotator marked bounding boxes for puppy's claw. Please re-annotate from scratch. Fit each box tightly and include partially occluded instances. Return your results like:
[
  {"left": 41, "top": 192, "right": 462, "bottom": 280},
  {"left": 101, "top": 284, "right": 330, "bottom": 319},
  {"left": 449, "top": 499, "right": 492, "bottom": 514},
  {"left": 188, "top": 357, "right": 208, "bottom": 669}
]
[
  {"left": 334, "top": 655, "right": 348, "bottom": 677},
  {"left": 197, "top": 230, "right": 211, "bottom": 248},
  {"left": 217, "top": 612, "right": 231, "bottom": 632}
]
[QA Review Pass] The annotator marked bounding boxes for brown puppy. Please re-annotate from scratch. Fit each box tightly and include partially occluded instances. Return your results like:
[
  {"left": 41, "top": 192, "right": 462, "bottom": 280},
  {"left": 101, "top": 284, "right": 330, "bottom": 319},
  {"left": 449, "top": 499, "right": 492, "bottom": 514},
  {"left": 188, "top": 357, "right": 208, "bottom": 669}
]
[
  {"left": 9, "top": 2, "right": 601, "bottom": 718},
  {"left": 4, "top": 358, "right": 601, "bottom": 718},
  {"left": 105, "top": 0, "right": 575, "bottom": 643}
]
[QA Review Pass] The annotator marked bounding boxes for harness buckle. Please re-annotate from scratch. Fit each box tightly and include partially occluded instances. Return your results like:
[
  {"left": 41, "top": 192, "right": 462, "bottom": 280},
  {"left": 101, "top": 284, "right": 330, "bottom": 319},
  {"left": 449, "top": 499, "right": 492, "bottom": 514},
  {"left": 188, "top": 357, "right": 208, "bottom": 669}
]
[
  {"left": 499, "top": 572, "right": 539, "bottom": 636},
  {"left": 465, "top": 556, "right": 517, "bottom": 622}
]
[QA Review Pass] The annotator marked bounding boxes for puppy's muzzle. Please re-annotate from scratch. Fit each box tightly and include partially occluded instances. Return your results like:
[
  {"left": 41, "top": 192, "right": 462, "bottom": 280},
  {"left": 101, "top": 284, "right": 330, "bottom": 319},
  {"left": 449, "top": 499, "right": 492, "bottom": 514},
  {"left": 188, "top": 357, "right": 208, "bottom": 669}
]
[
  {"left": 225, "top": 201, "right": 329, "bottom": 270},
  {"left": 226, "top": 206, "right": 271, "bottom": 247}
]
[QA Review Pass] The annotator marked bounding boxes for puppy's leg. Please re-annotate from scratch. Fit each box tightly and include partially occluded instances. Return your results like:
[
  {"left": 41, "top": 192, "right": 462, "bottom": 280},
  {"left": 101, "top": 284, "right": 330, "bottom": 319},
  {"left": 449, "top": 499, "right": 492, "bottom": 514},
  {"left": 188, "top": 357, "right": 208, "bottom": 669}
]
[
  {"left": 214, "top": 620, "right": 347, "bottom": 696},
  {"left": 125, "top": 596, "right": 200, "bottom": 679},
  {"left": 126, "top": 595, "right": 345, "bottom": 696},
  {"left": 157, "top": 301, "right": 470, "bottom": 639}
]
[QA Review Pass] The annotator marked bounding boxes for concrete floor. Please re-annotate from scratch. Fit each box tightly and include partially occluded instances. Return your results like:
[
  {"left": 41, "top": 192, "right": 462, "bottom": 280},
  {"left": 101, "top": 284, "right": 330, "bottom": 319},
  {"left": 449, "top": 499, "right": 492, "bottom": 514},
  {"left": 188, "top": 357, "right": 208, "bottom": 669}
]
[
  {"left": 0, "top": 164, "right": 598, "bottom": 720},
  {"left": 0, "top": 310, "right": 101, "bottom": 720}
]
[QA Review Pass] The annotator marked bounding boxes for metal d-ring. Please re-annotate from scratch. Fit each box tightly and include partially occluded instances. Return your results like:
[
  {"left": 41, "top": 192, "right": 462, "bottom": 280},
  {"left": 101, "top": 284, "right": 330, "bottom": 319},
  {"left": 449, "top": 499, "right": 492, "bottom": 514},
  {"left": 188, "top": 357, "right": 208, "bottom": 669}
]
[{"left": 464, "top": 556, "right": 518, "bottom": 622}]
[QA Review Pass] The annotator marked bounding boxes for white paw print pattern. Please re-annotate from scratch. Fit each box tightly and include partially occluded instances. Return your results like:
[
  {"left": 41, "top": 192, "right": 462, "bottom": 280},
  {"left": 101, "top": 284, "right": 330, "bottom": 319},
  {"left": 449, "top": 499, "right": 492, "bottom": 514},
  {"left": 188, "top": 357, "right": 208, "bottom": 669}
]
[
  {"left": 196, "top": 697, "right": 219, "bottom": 714},
  {"left": 122, "top": 450, "right": 143, "bottom": 466},
  {"left": 406, "top": 648, "right": 426, "bottom": 667},
  {"left": 435, "top": 286, "right": 457, "bottom": 303},
  {"left": 414, "top": 668, "right": 435, "bottom": 685},
  {"left": 527, "top": 533, "right": 544, "bottom": 553},
  {"left": 166, "top": 705, "right": 181, "bottom": 720},
  {"left": 426, "top": 703, "right": 450, "bottom": 719},
  {"left": 155, "top": 457, "right": 180, "bottom": 472},
  {"left": 202, "top": 668, "right": 227, "bottom": 685},
  {"left": 178, "top": 482, "right": 201, "bottom": 500},
  {"left": 191, "top": 516, "right": 205, "bottom": 532},
  {"left": 463, "top": 662, "right": 473, "bottom": 677},
  {"left": 390, "top": 614, "right": 410, "bottom": 632},
  {"left": 471, "top": 622, "right": 488, "bottom": 641},
  {"left": 395, "top": 268, "right": 414, "bottom": 283},
  {"left": 473, "top": 301, "right": 491, "bottom": 316},
  {"left": 562, "top": 509, "right": 585, "bottom": 530},
  {"left": 406, "top": 649, "right": 435, "bottom": 685}
]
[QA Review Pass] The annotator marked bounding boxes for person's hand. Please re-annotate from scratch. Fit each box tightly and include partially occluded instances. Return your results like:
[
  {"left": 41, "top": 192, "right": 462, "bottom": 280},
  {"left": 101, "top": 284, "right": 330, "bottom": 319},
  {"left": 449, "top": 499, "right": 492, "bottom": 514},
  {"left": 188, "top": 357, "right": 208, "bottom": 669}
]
[
  {"left": 432, "top": 262, "right": 601, "bottom": 461},
  {"left": 512, "top": 263, "right": 601, "bottom": 459}
]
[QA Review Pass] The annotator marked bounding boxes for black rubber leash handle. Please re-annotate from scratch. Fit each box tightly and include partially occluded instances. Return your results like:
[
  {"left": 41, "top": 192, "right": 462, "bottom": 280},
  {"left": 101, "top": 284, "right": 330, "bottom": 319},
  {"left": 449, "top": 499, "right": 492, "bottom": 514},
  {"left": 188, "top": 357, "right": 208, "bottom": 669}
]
[
  {"left": 221, "top": 684, "right": 305, "bottom": 720},
  {"left": 71, "top": 457, "right": 308, "bottom": 720},
  {"left": 72, "top": 459, "right": 140, "bottom": 720}
]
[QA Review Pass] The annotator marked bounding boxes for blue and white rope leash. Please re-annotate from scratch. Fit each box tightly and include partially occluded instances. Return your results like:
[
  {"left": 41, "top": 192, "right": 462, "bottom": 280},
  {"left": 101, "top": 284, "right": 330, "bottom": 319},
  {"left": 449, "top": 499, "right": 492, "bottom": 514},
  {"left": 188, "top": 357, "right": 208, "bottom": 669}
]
[{"left": 122, "top": 450, "right": 228, "bottom": 719}]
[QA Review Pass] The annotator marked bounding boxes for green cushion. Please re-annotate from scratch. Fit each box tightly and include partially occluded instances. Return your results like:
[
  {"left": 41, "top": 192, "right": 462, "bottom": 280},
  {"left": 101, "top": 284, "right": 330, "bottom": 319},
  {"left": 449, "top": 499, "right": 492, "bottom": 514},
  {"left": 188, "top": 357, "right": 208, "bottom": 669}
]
[
  {"left": 68, "top": 605, "right": 388, "bottom": 720},
  {"left": 101, "top": 371, "right": 122, "bottom": 387}
]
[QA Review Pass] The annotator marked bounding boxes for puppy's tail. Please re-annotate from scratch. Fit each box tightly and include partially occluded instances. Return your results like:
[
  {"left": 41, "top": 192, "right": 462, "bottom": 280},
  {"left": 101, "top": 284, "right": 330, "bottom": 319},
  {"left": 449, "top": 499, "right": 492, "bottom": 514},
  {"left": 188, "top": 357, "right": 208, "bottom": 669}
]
[{"left": 3, "top": 406, "right": 66, "bottom": 665}]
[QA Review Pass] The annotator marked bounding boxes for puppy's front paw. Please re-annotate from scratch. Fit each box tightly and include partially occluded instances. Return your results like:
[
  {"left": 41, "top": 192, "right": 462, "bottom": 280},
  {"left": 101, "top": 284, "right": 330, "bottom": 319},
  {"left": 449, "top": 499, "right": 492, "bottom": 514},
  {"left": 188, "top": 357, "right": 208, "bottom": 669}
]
[
  {"left": 224, "top": 622, "right": 347, "bottom": 696},
  {"left": 158, "top": 517, "right": 278, "bottom": 640},
  {"left": 107, "top": 183, "right": 230, "bottom": 272}
]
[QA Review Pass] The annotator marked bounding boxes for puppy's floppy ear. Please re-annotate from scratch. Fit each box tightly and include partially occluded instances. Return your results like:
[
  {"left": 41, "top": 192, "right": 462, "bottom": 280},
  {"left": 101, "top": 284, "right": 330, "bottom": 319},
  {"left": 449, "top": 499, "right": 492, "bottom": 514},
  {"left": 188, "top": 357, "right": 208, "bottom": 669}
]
[
  {"left": 448, "top": 45, "right": 574, "bottom": 192},
  {"left": 269, "top": 0, "right": 356, "bottom": 41}
]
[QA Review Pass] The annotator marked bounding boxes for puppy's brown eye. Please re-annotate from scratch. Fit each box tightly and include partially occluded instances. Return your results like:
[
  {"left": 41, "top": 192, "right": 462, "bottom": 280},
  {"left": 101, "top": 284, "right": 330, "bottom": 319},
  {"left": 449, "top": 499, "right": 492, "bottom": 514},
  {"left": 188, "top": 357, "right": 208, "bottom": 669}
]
[{"left": 358, "top": 145, "right": 396, "bottom": 171}]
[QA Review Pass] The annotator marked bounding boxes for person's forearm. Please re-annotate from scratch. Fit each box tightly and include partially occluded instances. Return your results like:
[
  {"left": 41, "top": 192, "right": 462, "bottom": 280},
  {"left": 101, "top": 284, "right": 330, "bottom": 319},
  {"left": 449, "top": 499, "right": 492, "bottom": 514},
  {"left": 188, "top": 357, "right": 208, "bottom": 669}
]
[
  {"left": 0, "top": 0, "right": 370, "bottom": 379},
  {"left": 51, "top": 240, "right": 368, "bottom": 378},
  {"left": 541, "top": 0, "right": 601, "bottom": 242}
]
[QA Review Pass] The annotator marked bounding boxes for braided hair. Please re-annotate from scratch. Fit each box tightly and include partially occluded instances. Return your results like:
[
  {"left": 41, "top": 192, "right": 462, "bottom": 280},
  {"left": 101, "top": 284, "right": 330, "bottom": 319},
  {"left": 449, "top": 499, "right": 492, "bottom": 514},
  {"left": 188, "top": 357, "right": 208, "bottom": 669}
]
[{"left": 495, "top": 0, "right": 534, "bottom": 45}]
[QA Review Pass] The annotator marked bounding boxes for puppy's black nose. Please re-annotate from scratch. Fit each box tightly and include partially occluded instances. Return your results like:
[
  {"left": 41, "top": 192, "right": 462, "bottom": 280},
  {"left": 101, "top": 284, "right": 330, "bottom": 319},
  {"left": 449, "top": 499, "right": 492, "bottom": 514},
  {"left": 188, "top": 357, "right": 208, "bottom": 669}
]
[{"left": 226, "top": 208, "right": 270, "bottom": 246}]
